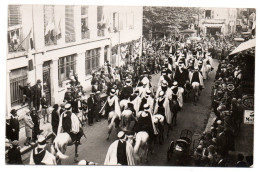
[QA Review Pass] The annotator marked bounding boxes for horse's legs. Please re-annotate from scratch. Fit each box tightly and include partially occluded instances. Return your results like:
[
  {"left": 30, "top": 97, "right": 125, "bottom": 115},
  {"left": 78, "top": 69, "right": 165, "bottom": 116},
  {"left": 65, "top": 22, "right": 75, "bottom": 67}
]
[{"left": 74, "top": 143, "right": 79, "bottom": 162}]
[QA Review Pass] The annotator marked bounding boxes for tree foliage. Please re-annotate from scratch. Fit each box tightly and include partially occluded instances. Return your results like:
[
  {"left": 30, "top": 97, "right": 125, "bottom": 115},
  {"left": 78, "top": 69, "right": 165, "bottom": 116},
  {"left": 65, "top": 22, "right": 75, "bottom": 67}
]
[{"left": 143, "top": 6, "right": 203, "bottom": 33}]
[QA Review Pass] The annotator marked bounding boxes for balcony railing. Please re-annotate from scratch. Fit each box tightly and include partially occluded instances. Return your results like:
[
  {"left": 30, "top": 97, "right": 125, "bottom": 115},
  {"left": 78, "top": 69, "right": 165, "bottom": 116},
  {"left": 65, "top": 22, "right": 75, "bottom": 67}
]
[
  {"left": 202, "top": 19, "right": 226, "bottom": 24},
  {"left": 97, "top": 29, "right": 105, "bottom": 37},
  {"left": 8, "top": 27, "right": 25, "bottom": 53},
  {"left": 82, "top": 30, "right": 90, "bottom": 39}
]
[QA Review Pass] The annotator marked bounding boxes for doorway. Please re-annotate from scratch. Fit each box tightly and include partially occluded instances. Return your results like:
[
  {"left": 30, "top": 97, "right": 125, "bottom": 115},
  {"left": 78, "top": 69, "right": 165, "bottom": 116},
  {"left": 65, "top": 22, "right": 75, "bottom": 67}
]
[
  {"left": 43, "top": 61, "right": 51, "bottom": 106},
  {"left": 206, "top": 27, "right": 221, "bottom": 35}
]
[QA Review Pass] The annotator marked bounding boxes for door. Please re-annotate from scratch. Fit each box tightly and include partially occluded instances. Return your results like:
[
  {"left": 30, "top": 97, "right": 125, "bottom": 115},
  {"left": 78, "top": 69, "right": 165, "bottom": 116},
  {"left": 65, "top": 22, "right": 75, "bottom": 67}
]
[{"left": 43, "top": 61, "right": 51, "bottom": 106}]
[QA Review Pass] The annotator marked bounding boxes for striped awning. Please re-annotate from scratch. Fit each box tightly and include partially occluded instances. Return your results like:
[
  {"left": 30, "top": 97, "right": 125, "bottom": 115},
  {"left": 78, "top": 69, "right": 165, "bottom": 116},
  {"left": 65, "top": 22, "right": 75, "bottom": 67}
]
[{"left": 229, "top": 38, "right": 256, "bottom": 55}]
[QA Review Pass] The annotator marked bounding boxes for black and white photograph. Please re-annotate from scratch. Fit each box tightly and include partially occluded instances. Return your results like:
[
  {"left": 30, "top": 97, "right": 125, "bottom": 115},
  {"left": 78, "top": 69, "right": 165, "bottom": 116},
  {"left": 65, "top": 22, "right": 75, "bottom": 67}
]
[{"left": 2, "top": 0, "right": 257, "bottom": 168}]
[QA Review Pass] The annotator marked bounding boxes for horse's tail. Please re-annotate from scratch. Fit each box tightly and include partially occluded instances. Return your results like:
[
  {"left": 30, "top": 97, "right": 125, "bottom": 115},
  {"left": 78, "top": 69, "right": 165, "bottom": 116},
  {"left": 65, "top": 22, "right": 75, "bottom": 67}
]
[
  {"left": 54, "top": 138, "right": 69, "bottom": 159},
  {"left": 108, "top": 114, "right": 117, "bottom": 133}
]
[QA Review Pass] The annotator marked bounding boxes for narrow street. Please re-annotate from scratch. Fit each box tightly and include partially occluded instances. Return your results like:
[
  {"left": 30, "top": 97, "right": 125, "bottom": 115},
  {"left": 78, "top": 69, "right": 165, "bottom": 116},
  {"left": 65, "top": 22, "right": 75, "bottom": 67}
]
[{"left": 23, "top": 60, "right": 218, "bottom": 165}]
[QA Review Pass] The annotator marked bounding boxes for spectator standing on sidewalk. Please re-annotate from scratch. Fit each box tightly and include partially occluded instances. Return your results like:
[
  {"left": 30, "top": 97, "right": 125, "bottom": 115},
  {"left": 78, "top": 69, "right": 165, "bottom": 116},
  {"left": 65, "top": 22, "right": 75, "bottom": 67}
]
[
  {"left": 24, "top": 109, "right": 34, "bottom": 146},
  {"left": 20, "top": 82, "right": 32, "bottom": 108},
  {"left": 32, "top": 79, "right": 42, "bottom": 111},
  {"left": 87, "top": 92, "right": 95, "bottom": 126},
  {"left": 6, "top": 115, "right": 12, "bottom": 141},
  {"left": 9, "top": 109, "right": 20, "bottom": 141},
  {"left": 94, "top": 91, "right": 101, "bottom": 122},
  {"left": 31, "top": 108, "right": 40, "bottom": 142},
  {"left": 7, "top": 140, "right": 23, "bottom": 165},
  {"left": 51, "top": 104, "right": 60, "bottom": 135},
  {"left": 41, "top": 93, "right": 50, "bottom": 124}
]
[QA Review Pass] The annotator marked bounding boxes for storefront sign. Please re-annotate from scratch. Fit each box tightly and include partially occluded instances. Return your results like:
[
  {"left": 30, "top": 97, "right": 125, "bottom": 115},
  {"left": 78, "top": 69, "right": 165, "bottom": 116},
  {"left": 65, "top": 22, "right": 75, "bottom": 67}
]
[{"left": 244, "top": 110, "right": 254, "bottom": 125}]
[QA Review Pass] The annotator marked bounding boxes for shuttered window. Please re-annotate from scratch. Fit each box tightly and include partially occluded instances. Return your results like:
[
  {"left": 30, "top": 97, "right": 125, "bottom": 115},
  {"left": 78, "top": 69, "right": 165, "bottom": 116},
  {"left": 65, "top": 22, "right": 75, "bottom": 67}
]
[
  {"left": 65, "top": 6, "right": 75, "bottom": 43},
  {"left": 10, "top": 67, "right": 28, "bottom": 107},
  {"left": 58, "top": 54, "right": 77, "bottom": 87},
  {"left": 85, "top": 48, "right": 101, "bottom": 75},
  {"left": 8, "top": 5, "right": 22, "bottom": 27},
  {"left": 81, "top": 6, "right": 90, "bottom": 39},
  {"left": 44, "top": 5, "right": 57, "bottom": 46}
]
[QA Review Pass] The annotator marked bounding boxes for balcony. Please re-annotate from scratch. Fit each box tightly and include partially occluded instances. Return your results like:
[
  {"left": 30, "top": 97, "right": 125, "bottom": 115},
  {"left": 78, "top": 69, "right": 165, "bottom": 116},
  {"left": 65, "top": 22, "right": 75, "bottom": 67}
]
[
  {"left": 82, "top": 30, "right": 90, "bottom": 39},
  {"left": 202, "top": 19, "right": 226, "bottom": 24},
  {"left": 97, "top": 29, "right": 105, "bottom": 37},
  {"left": 8, "top": 27, "right": 25, "bottom": 53}
]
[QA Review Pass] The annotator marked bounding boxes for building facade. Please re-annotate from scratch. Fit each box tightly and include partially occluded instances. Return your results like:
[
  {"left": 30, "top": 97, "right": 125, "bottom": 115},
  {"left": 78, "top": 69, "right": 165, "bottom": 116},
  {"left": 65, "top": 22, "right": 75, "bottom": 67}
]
[
  {"left": 198, "top": 8, "right": 237, "bottom": 35},
  {"left": 6, "top": 5, "right": 143, "bottom": 117}
]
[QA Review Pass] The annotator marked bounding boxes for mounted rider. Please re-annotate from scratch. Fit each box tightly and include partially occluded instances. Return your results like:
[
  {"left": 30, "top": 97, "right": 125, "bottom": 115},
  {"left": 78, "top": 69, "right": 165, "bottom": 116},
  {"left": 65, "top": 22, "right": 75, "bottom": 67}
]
[
  {"left": 170, "top": 81, "right": 184, "bottom": 110},
  {"left": 173, "top": 59, "right": 189, "bottom": 89},
  {"left": 189, "top": 66, "right": 204, "bottom": 90},
  {"left": 120, "top": 78, "right": 133, "bottom": 100},
  {"left": 139, "top": 90, "right": 154, "bottom": 114},
  {"left": 104, "top": 89, "right": 122, "bottom": 120},
  {"left": 57, "top": 103, "right": 83, "bottom": 145},
  {"left": 154, "top": 91, "right": 172, "bottom": 125}
]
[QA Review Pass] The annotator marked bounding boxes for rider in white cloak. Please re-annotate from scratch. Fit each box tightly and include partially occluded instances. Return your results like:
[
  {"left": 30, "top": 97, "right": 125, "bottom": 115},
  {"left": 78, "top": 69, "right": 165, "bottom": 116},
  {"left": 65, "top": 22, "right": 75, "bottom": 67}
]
[
  {"left": 139, "top": 90, "right": 154, "bottom": 114},
  {"left": 158, "top": 68, "right": 172, "bottom": 87},
  {"left": 189, "top": 66, "right": 205, "bottom": 89},
  {"left": 29, "top": 135, "right": 56, "bottom": 165},
  {"left": 138, "top": 80, "right": 151, "bottom": 99},
  {"left": 197, "top": 60, "right": 207, "bottom": 80},
  {"left": 170, "top": 81, "right": 184, "bottom": 108},
  {"left": 104, "top": 89, "right": 122, "bottom": 119},
  {"left": 155, "top": 80, "right": 172, "bottom": 99},
  {"left": 57, "top": 103, "right": 82, "bottom": 144},
  {"left": 104, "top": 131, "right": 135, "bottom": 165},
  {"left": 154, "top": 91, "right": 172, "bottom": 125},
  {"left": 129, "top": 90, "right": 142, "bottom": 114}
]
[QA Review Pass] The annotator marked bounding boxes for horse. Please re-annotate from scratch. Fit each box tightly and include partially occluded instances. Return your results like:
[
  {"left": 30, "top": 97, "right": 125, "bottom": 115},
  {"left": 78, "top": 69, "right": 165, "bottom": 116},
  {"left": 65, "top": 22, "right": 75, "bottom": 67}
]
[
  {"left": 107, "top": 111, "right": 120, "bottom": 141},
  {"left": 152, "top": 114, "right": 165, "bottom": 145},
  {"left": 205, "top": 61, "right": 212, "bottom": 80},
  {"left": 133, "top": 131, "right": 149, "bottom": 164},
  {"left": 184, "top": 80, "right": 192, "bottom": 100},
  {"left": 121, "top": 109, "right": 136, "bottom": 131},
  {"left": 191, "top": 81, "right": 200, "bottom": 105},
  {"left": 51, "top": 132, "right": 80, "bottom": 164}
]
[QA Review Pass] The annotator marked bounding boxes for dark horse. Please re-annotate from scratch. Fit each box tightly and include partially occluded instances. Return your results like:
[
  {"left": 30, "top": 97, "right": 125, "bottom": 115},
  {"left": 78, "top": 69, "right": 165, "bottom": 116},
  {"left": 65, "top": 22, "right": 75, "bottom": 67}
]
[{"left": 168, "top": 99, "right": 180, "bottom": 137}]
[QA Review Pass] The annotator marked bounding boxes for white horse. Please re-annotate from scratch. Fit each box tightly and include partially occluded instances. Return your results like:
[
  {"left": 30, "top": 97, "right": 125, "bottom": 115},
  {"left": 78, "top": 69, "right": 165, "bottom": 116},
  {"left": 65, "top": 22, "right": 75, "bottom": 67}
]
[
  {"left": 120, "top": 99, "right": 130, "bottom": 111},
  {"left": 134, "top": 131, "right": 149, "bottom": 164},
  {"left": 121, "top": 109, "right": 135, "bottom": 131},
  {"left": 107, "top": 111, "right": 120, "bottom": 140},
  {"left": 152, "top": 114, "right": 165, "bottom": 144},
  {"left": 205, "top": 61, "right": 212, "bottom": 80}
]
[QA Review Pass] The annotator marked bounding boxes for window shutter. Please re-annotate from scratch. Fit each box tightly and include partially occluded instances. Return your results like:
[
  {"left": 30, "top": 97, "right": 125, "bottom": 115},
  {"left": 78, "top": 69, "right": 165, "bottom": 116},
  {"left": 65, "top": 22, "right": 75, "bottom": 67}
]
[
  {"left": 119, "top": 13, "right": 123, "bottom": 30},
  {"left": 97, "top": 6, "right": 103, "bottom": 22},
  {"left": 211, "top": 11, "right": 214, "bottom": 19},
  {"left": 8, "top": 5, "right": 21, "bottom": 27},
  {"left": 65, "top": 6, "right": 75, "bottom": 42}
]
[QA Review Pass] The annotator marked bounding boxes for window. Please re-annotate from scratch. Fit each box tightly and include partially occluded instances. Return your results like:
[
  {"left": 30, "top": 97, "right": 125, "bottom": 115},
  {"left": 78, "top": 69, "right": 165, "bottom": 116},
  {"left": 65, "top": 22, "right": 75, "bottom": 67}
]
[
  {"left": 85, "top": 48, "right": 101, "bottom": 75},
  {"left": 44, "top": 5, "right": 57, "bottom": 46},
  {"left": 81, "top": 6, "right": 90, "bottom": 39},
  {"left": 65, "top": 6, "right": 75, "bottom": 43},
  {"left": 113, "top": 12, "right": 119, "bottom": 32},
  {"left": 58, "top": 54, "right": 77, "bottom": 87},
  {"left": 97, "top": 6, "right": 105, "bottom": 37},
  {"left": 127, "top": 12, "right": 134, "bottom": 29},
  {"left": 10, "top": 67, "right": 28, "bottom": 107},
  {"left": 8, "top": 5, "right": 23, "bottom": 53},
  {"left": 205, "top": 10, "right": 211, "bottom": 19}
]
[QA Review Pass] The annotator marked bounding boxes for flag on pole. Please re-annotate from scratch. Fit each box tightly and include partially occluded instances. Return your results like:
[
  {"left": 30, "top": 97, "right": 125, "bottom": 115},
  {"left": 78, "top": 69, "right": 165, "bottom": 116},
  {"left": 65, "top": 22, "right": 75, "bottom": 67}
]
[{"left": 16, "top": 29, "right": 33, "bottom": 52}]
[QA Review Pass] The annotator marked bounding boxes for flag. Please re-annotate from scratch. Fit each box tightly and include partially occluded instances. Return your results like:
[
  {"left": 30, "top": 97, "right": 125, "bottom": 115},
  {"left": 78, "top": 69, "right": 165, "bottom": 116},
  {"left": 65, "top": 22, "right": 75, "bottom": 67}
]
[
  {"left": 56, "top": 17, "right": 62, "bottom": 40},
  {"left": 16, "top": 29, "right": 33, "bottom": 52}
]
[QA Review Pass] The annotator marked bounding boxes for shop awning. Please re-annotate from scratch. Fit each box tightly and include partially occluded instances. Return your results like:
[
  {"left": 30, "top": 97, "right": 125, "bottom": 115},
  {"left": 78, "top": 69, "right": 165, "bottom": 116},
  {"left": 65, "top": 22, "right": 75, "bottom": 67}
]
[
  {"left": 180, "top": 29, "right": 196, "bottom": 33},
  {"left": 229, "top": 38, "right": 256, "bottom": 55}
]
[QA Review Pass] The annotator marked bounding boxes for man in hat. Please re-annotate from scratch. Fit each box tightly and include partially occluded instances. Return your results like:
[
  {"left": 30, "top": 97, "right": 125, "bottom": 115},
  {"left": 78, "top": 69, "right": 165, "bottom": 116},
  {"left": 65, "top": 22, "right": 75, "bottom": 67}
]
[
  {"left": 139, "top": 90, "right": 154, "bottom": 113},
  {"left": 158, "top": 68, "right": 172, "bottom": 87},
  {"left": 104, "top": 131, "right": 135, "bottom": 165},
  {"left": 87, "top": 92, "right": 96, "bottom": 126},
  {"left": 94, "top": 91, "right": 102, "bottom": 122},
  {"left": 29, "top": 135, "right": 56, "bottom": 165},
  {"left": 24, "top": 108, "right": 34, "bottom": 146},
  {"left": 51, "top": 104, "right": 60, "bottom": 135},
  {"left": 30, "top": 108, "right": 40, "bottom": 142},
  {"left": 41, "top": 93, "right": 49, "bottom": 124},
  {"left": 20, "top": 82, "right": 32, "bottom": 108},
  {"left": 64, "top": 87, "right": 73, "bottom": 104},
  {"left": 173, "top": 60, "right": 189, "bottom": 89},
  {"left": 6, "top": 115, "right": 12, "bottom": 141},
  {"left": 9, "top": 109, "right": 20, "bottom": 141},
  {"left": 103, "top": 89, "right": 121, "bottom": 120},
  {"left": 170, "top": 81, "right": 184, "bottom": 109},
  {"left": 32, "top": 79, "right": 42, "bottom": 111},
  {"left": 58, "top": 103, "right": 83, "bottom": 144},
  {"left": 120, "top": 78, "right": 133, "bottom": 100},
  {"left": 7, "top": 140, "right": 23, "bottom": 164}
]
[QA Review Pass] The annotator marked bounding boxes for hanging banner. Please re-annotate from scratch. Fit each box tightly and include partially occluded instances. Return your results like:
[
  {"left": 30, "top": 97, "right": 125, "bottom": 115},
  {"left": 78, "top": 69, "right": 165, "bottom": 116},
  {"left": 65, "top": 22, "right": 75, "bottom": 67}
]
[{"left": 244, "top": 110, "right": 254, "bottom": 125}]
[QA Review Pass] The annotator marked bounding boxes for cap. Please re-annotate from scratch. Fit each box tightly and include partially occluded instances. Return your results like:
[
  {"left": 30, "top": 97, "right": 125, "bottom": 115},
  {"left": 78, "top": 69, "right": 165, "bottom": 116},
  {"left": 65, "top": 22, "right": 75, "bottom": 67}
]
[
  {"left": 159, "top": 91, "right": 165, "bottom": 96},
  {"left": 53, "top": 104, "right": 59, "bottom": 109},
  {"left": 37, "top": 79, "right": 42, "bottom": 83},
  {"left": 194, "top": 66, "right": 199, "bottom": 70},
  {"left": 117, "top": 131, "right": 125, "bottom": 139},
  {"left": 199, "top": 61, "right": 203, "bottom": 64},
  {"left": 78, "top": 160, "right": 87, "bottom": 165},
  {"left": 173, "top": 81, "right": 178, "bottom": 87},
  {"left": 12, "top": 140, "right": 19, "bottom": 147},
  {"left": 96, "top": 91, "right": 100, "bottom": 94},
  {"left": 65, "top": 103, "right": 72, "bottom": 110},
  {"left": 146, "top": 90, "right": 151, "bottom": 95},
  {"left": 162, "top": 80, "right": 168, "bottom": 86},
  {"left": 217, "top": 120, "right": 222, "bottom": 125},
  {"left": 37, "top": 135, "right": 46, "bottom": 148},
  {"left": 110, "top": 89, "right": 116, "bottom": 94},
  {"left": 143, "top": 104, "right": 150, "bottom": 110},
  {"left": 90, "top": 92, "right": 95, "bottom": 95}
]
